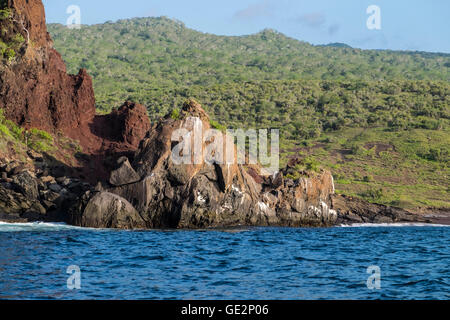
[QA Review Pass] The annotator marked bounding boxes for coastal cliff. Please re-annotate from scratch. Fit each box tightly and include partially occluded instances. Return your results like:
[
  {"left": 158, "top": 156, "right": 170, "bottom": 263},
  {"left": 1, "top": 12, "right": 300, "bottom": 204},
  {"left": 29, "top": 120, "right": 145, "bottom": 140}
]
[
  {"left": 0, "top": 0, "right": 432, "bottom": 228},
  {"left": 0, "top": 0, "right": 150, "bottom": 182},
  {"left": 69, "top": 100, "right": 338, "bottom": 229}
]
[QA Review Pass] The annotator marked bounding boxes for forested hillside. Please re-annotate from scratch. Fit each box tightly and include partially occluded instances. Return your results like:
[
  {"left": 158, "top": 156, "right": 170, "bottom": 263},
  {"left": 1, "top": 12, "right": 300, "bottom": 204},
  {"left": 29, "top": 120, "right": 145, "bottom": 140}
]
[{"left": 47, "top": 17, "right": 450, "bottom": 210}]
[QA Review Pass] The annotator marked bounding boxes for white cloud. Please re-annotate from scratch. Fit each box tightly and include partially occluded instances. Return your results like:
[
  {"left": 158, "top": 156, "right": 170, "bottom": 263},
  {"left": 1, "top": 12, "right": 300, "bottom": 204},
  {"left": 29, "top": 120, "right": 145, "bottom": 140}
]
[
  {"left": 295, "top": 12, "right": 326, "bottom": 28},
  {"left": 233, "top": 1, "right": 273, "bottom": 20}
]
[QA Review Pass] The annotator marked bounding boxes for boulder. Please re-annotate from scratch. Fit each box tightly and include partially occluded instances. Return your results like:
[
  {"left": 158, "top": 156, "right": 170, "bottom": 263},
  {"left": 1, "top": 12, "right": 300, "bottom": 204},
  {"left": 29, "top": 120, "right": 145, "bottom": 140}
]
[
  {"left": 27, "top": 150, "right": 44, "bottom": 162},
  {"left": 81, "top": 192, "right": 146, "bottom": 229},
  {"left": 49, "top": 183, "right": 62, "bottom": 193},
  {"left": 56, "top": 176, "right": 68, "bottom": 184},
  {"left": 41, "top": 176, "right": 56, "bottom": 184},
  {"left": 41, "top": 200, "right": 57, "bottom": 211},
  {"left": 109, "top": 158, "right": 140, "bottom": 186},
  {"left": 12, "top": 171, "right": 39, "bottom": 200},
  {"left": 0, "top": 185, "right": 47, "bottom": 222},
  {"left": 0, "top": 186, "right": 26, "bottom": 215},
  {"left": 41, "top": 190, "right": 60, "bottom": 202}
]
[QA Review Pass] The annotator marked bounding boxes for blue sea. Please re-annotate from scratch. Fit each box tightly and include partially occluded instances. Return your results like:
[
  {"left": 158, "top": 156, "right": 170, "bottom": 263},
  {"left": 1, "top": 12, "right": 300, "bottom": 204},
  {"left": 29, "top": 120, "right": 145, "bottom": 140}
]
[{"left": 0, "top": 222, "right": 448, "bottom": 300}]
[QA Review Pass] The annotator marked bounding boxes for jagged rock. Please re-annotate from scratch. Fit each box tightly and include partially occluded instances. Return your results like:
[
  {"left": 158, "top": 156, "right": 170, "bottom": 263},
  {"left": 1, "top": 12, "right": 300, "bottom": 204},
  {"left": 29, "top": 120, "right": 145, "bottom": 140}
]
[
  {"left": 36, "top": 179, "right": 46, "bottom": 191},
  {"left": 1, "top": 182, "right": 12, "bottom": 189},
  {"left": 0, "top": 185, "right": 47, "bottom": 222},
  {"left": 49, "top": 183, "right": 62, "bottom": 193},
  {"left": 94, "top": 181, "right": 104, "bottom": 192},
  {"left": 41, "top": 190, "right": 60, "bottom": 202},
  {"left": 41, "top": 176, "right": 56, "bottom": 184},
  {"left": 61, "top": 178, "right": 71, "bottom": 187},
  {"left": 0, "top": 186, "right": 25, "bottom": 215},
  {"left": 109, "top": 158, "right": 140, "bottom": 186},
  {"left": 27, "top": 150, "right": 43, "bottom": 162},
  {"left": 81, "top": 192, "right": 146, "bottom": 229},
  {"left": 332, "top": 194, "right": 428, "bottom": 225},
  {"left": 56, "top": 176, "right": 67, "bottom": 184},
  {"left": 0, "top": 0, "right": 430, "bottom": 229},
  {"left": 67, "top": 181, "right": 84, "bottom": 194},
  {"left": 28, "top": 201, "right": 46, "bottom": 215},
  {"left": 81, "top": 100, "right": 339, "bottom": 229},
  {"left": 39, "top": 168, "right": 49, "bottom": 177},
  {"left": 11, "top": 171, "right": 39, "bottom": 200},
  {"left": 4, "top": 161, "right": 22, "bottom": 175},
  {"left": 271, "top": 172, "right": 284, "bottom": 188},
  {"left": 96, "top": 102, "right": 151, "bottom": 147},
  {"left": 0, "top": 0, "right": 150, "bottom": 183},
  {"left": 41, "top": 200, "right": 56, "bottom": 211}
]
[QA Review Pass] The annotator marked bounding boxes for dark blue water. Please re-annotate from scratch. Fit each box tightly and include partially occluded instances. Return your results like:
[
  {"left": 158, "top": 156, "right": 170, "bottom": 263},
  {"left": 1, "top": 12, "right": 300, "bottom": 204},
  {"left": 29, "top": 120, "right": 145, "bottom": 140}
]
[{"left": 0, "top": 222, "right": 448, "bottom": 300}]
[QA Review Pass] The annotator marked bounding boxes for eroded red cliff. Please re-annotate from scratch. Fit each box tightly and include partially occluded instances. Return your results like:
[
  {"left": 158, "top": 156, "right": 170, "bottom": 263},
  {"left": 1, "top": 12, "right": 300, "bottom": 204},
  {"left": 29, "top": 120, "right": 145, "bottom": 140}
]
[{"left": 0, "top": 0, "right": 150, "bottom": 181}]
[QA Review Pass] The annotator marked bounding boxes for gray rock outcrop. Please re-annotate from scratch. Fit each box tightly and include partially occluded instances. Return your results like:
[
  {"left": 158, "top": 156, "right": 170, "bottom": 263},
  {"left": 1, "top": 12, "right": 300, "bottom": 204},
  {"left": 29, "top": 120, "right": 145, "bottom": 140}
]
[
  {"left": 81, "top": 192, "right": 145, "bottom": 229},
  {"left": 109, "top": 157, "right": 140, "bottom": 186},
  {"left": 72, "top": 100, "right": 338, "bottom": 229}
]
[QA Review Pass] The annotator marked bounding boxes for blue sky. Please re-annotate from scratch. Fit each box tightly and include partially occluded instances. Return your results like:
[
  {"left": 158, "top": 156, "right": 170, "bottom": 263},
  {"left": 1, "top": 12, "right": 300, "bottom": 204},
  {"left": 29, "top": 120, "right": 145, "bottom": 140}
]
[{"left": 43, "top": 0, "right": 450, "bottom": 53}]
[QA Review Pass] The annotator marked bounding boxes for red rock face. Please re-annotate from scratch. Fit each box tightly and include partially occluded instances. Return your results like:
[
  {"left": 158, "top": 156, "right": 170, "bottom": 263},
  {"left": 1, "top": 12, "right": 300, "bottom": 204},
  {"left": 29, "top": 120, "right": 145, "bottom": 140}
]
[
  {"left": 0, "top": 57, "right": 96, "bottom": 135},
  {"left": 93, "top": 102, "right": 151, "bottom": 148},
  {"left": 8, "top": 0, "right": 51, "bottom": 47},
  {"left": 0, "top": 0, "right": 150, "bottom": 182}
]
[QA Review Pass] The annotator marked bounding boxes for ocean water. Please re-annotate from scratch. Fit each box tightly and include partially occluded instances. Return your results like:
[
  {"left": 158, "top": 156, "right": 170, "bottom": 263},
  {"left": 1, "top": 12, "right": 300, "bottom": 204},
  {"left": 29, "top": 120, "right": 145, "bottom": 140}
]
[{"left": 0, "top": 222, "right": 448, "bottom": 300}]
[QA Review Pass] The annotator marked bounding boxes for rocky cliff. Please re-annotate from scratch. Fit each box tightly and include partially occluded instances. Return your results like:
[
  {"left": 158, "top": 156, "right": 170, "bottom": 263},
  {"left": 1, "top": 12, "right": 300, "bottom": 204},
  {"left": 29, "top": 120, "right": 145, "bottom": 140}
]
[
  {"left": 0, "top": 0, "right": 150, "bottom": 182},
  {"left": 0, "top": 0, "right": 150, "bottom": 223},
  {"left": 69, "top": 100, "right": 338, "bottom": 229},
  {"left": 0, "top": 0, "right": 432, "bottom": 229}
]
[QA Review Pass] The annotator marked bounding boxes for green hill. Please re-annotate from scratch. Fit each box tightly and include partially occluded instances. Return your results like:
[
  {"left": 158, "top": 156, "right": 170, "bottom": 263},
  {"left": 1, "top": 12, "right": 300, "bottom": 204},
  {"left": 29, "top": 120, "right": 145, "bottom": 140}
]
[
  {"left": 47, "top": 17, "right": 450, "bottom": 210},
  {"left": 48, "top": 17, "right": 449, "bottom": 112}
]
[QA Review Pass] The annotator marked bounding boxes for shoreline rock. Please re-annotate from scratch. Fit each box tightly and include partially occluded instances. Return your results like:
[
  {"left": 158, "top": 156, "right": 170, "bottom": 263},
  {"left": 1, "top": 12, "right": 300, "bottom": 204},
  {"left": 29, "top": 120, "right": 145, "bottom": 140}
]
[
  {"left": 332, "top": 194, "right": 432, "bottom": 225},
  {"left": 69, "top": 101, "right": 431, "bottom": 229},
  {"left": 0, "top": 0, "right": 444, "bottom": 229}
]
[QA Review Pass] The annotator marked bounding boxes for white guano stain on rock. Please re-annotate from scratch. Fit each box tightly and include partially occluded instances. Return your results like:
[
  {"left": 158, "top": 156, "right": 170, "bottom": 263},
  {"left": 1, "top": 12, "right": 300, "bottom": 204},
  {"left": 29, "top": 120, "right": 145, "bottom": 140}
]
[{"left": 196, "top": 192, "right": 206, "bottom": 204}]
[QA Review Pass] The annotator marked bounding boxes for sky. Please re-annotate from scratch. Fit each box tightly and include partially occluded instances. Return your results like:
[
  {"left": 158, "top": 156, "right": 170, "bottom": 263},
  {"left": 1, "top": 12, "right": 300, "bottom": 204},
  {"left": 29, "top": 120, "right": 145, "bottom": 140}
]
[{"left": 42, "top": 0, "right": 450, "bottom": 53}]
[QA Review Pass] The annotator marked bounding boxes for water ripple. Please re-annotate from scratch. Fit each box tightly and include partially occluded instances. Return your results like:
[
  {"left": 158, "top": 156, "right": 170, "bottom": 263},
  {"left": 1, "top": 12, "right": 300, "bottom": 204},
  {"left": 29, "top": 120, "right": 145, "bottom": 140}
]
[{"left": 0, "top": 223, "right": 448, "bottom": 299}]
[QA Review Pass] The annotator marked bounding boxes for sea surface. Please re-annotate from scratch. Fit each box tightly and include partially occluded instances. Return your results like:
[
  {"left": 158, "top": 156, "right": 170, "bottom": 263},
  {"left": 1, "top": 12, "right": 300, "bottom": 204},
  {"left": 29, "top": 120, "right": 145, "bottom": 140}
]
[{"left": 0, "top": 222, "right": 448, "bottom": 300}]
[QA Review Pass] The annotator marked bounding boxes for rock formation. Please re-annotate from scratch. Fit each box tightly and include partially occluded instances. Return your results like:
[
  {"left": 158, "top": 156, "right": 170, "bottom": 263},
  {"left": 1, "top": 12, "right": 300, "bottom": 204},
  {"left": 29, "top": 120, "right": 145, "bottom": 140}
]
[
  {"left": 0, "top": 0, "right": 433, "bottom": 229},
  {"left": 0, "top": 0, "right": 150, "bottom": 182},
  {"left": 0, "top": 156, "right": 92, "bottom": 223},
  {"left": 81, "top": 192, "right": 145, "bottom": 229},
  {"left": 70, "top": 100, "right": 338, "bottom": 229},
  {"left": 332, "top": 194, "right": 429, "bottom": 224}
]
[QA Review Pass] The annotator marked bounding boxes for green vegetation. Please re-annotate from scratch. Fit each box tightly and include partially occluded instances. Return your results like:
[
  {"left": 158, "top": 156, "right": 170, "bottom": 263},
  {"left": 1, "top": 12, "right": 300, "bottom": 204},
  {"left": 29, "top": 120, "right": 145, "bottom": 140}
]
[
  {"left": 284, "top": 157, "right": 321, "bottom": 180},
  {"left": 46, "top": 17, "right": 450, "bottom": 209},
  {"left": 170, "top": 108, "right": 180, "bottom": 120},
  {"left": 0, "top": 109, "right": 21, "bottom": 139},
  {"left": 312, "top": 127, "right": 449, "bottom": 209},
  {"left": 0, "top": 6, "right": 25, "bottom": 64},
  {"left": 209, "top": 120, "right": 226, "bottom": 132},
  {"left": 48, "top": 18, "right": 449, "bottom": 112},
  {"left": 0, "top": 8, "right": 11, "bottom": 19},
  {"left": 0, "top": 110, "right": 84, "bottom": 166},
  {"left": 26, "top": 128, "right": 54, "bottom": 153},
  {"left": 0, "top": 109, "right": 54, "bottom": 153}
]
